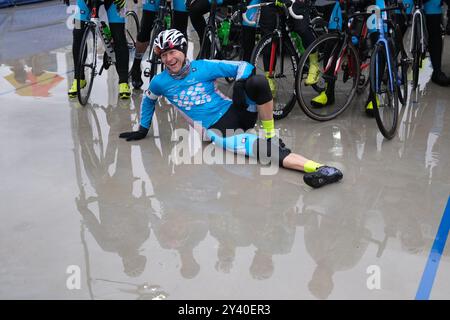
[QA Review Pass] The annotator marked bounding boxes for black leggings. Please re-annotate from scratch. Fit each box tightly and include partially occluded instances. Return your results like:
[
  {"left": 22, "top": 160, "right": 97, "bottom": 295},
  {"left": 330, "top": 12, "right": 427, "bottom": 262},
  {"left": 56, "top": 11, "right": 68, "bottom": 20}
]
[
  {"left": 259, "top": 4, "right": 315, "bottom": 71},
  {"left": 209, "top": 74, "right": 272, "bottom": 136},
  {"left": 188, "top": 0, "right": 238, "bottom": 45},
  {"left": 426, "top": 14, "right": 444, "bottom": 72},
  {"left": 209, "top": 75, "right": 291, "bottom": 166},
  {"left": 72, "top": 21, "right": 129, "bottom": 83},
  {"left": 137, "top": 10, "right": 189, "bottom": 43}
]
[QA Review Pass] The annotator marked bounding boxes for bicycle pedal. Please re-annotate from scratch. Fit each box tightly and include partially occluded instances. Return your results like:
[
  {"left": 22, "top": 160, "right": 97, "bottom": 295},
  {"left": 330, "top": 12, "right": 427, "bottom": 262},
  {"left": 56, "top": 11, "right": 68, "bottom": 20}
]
[{"left": 143, "top": 68, "right": 151, "bottom": 78}]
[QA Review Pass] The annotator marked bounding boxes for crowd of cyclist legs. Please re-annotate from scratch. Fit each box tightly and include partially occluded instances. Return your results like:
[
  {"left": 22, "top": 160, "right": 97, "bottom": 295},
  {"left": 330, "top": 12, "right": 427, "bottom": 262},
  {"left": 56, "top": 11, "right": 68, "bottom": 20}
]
[{"left": 68, "top": 0, "right": 450, "bottom": 100}]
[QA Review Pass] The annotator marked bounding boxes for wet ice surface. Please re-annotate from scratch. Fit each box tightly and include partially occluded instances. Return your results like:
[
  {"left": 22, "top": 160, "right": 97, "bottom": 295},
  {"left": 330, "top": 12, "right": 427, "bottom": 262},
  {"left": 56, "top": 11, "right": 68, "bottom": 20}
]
[{"left": 1, "top": 1, "right": 450, "bottom": 300}]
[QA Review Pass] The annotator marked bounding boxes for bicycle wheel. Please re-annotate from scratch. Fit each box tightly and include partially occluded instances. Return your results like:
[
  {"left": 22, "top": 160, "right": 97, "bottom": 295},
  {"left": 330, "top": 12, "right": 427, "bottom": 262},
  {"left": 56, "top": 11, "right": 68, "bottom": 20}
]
[
  {"left": 125, "top": 10, "right": 139, "bottom": 75},
  {"left": 145, "top": 25, "right": 164, "bottom": 80},
  {"left": 296, "top": 33, "right": 360, "bottom": 121},
  {"left": 356, "top": 32, "right": 371, "bottom": 93},
  {"left": 199, "top": 27, "right": 221, "bottom": 60},
  {"left": 125, "top": 10, "right": 139, "bottom": 50},
  {"left": 77, "top": 24, "right": 97, "bottom": 106},
  {"left": 370, "top": 42, "right": 399, "bottom": 139},
  {"left": 396, "top": 48, "right": 409, "bottom": 106},
  {"left": 411, "top": 15, "right": 421, "bottom": 91},
  {"left": 392, "top": 26, "right": 409, "bottom": 105},
  {"left": 251, "top": 33, "right": 297, "bottom": 120}
]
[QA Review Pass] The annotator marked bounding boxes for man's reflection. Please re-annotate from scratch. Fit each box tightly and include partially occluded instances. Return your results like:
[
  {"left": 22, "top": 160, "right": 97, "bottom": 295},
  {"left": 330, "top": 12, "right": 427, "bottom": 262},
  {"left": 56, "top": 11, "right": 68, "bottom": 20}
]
[
  {"left": 4, "top": 54, "right": 63, "bottom": 97},
  {"left": 207, "top": 164, "right": 300, "bottom": 279},
  {"left": 72, "top": 100, "right": 151, "bottom": 279}
]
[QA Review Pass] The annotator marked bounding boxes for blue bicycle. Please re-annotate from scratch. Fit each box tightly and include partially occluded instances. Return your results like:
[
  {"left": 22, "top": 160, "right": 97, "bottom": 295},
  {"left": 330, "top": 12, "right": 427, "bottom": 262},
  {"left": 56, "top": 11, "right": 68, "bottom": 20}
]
[{"left": 368, "top": 0, "right": 410, "bottom": 139}]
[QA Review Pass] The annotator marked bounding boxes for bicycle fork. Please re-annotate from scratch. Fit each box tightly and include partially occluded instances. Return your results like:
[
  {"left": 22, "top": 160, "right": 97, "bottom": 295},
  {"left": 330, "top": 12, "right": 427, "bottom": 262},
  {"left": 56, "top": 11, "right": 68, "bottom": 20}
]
[{"left": 410, "top": 10, "right": 427, "bottom": 58}]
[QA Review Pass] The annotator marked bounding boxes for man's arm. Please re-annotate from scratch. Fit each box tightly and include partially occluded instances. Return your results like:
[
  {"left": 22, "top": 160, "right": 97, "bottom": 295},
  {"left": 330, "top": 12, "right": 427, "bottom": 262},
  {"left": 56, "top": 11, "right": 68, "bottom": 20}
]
[
  {"left": 119, "top": 82, "right": 161, "bottom": 141},
  {"left": 202, "top": 60, "right": 255, "bottom": 81}
]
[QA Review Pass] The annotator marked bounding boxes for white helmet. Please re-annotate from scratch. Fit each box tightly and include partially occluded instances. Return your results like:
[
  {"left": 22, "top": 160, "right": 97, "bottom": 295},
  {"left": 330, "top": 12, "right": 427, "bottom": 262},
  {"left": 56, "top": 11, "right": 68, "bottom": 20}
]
[{"left": 153, "top": 29, "right": 187, "bottom": 56}]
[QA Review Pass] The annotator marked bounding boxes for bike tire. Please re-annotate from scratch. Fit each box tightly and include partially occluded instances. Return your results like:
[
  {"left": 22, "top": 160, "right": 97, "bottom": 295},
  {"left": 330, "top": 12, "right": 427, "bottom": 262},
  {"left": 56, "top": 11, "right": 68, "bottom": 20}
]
[
  {"left": 411, "top": 16, "right": 421, "bottom": 91},
  {"left": 370, "top": 42, "right": 399, "bottom": 139},
  {"left": 392, "top": 27, "right": 408, "bottom": 105},
  {"left": 250, "top": 33, "right": 298, "bottom": 120},
  {"left": 296, "top": 33, "right": 360, "bottom": 121},
  {"left": 146, "top": 24, "right": 164, "bottom": 80},
  {"left": 77, "top": 24, "right": 97, "bottom": 106},
  {"left": 125, "top": 10, "right": 139, "bottom": 50}
]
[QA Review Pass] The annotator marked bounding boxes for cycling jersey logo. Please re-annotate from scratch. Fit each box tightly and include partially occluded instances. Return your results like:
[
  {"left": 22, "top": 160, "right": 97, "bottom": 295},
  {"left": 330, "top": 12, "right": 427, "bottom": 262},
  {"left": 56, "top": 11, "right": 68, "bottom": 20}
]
[{"left": 172, "top": 83, "right": 211, "bottom": 110}]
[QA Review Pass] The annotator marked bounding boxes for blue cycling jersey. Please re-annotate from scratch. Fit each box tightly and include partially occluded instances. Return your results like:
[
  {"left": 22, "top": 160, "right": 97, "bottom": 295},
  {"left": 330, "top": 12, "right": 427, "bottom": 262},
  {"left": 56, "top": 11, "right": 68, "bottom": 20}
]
[
  {"left": 75, "top": 0, "right": 125, "bottom": 23},
  {"left": 140, "top": 59, "right": 255, "bottom": 130},
  {"left": 143, "top": 0, "right": 187, "bottom": 12},
  {"left": 424, "top": 0, "right": 442, "bottom": 14}
]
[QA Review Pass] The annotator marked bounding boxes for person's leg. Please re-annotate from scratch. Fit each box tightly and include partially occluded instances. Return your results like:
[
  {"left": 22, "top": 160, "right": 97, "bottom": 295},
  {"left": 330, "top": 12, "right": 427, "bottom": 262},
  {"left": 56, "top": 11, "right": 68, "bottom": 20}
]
[
  {"left": 426, "top": 14, "right": 450, "bottom": 86},
  {"left": 209, "top": 75, "right": 343, "bottom": 187},
  {"left": 242, "top": 74, "right": 343, "bottom": 187},
  {"left": 69, "top": 0, "right": 91, "bottom": 96},
  {"left": 172, "top": 0, "right": 189, "bottom": 37},
  {"left": 445, "top": 0, "right": 450, "bottom": 34},
  {"left": 106, "top": 1, "right": 131, "bottom": 98},
  {"left": 130, "top": 9, "right": 157, "bottom": 89},
  {"left": 292, "top": 6, "right": 319, "bottom": 86},
  {"left": 70, "top": 21, "right": 88, "bottom": 96},
  {"left": 259, "top": 5, "right": 278, "bottom": 95},
  {"left": 310, "top": 3, "right": 343, "bottom": 107},
  {"left": 187, "top": 0, "right": 211, "bottom": 53},
  {"left": 173, "top": 10, "right": 189, "bottom": 38},
  {"left": 241, "top": 26, "right": 256, "bottom": 63}
]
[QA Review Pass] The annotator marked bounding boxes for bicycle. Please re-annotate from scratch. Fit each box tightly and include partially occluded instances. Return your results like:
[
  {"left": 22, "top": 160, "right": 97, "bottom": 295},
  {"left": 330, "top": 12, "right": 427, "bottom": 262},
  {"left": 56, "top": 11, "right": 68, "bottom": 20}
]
[
  {"left": 142, "top": 0, "right": 173, "bottom": 80},
  {"left": 295, "top": 0, "right": 374, "bottom": 122},
  {"left": 369, "top": 1, "right": 410, "bottom": 139},
  {"left": 125, "top": 10, "right": 140, "bottom": 50},
  {"left": 216, "top": 0, "right": 264, "bottom": 61},
  {"left": 197, "top": 0, "right": 225, "bottom": 59},
  {"left": 409, "top": 0, "right": 428, "bottom": 93},
  {"left": 250, "top": 0, "right": 327, "bottom": 120},
  {"left": 75, "top": 0, "right": 138, "bottom": 105}
]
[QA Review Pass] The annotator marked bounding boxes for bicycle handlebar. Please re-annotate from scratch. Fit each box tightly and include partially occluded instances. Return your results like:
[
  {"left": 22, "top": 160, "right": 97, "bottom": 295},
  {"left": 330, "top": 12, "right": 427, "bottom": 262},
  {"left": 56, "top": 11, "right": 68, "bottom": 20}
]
[
  {"left": 288, "top": 4, "right": 304, "bottom": 20},
  {"left": 242, "top": 11, "right": 258, "bottom": 26},
  {"left": 244, "top": 0, "right": 304, "bottom": 22}
]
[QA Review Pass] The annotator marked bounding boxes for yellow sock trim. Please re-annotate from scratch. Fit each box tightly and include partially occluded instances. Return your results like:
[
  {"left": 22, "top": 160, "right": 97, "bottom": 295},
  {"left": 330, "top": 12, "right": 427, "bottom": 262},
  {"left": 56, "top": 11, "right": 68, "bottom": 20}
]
[
  {"left": 261, "top": 119, "right": 275, "bottom": 138},
  {"left": 304, "top": 160, "right": 323, "bottom": 173}
]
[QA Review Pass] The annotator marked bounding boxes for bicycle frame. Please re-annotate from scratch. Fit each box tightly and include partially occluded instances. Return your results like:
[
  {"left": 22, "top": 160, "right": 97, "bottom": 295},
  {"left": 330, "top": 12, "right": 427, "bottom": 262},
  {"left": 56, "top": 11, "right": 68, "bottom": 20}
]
[
  {"left": 144, "top": 0, "right": 170, "bottom": 77},
  {"left": 371, "top": 3, "right": 396, "bottom": 93},
  {"left": 325, "top": 1, "right": 370, "bottom": 78},
  {"left": 89, "top": 1, "right": 116, "bottom": 66},
  {"left": 199, "top": 0, "right": 221, "bottom": 58},
  {"left": 409, "top": 0, "right": 427, "bottom": 57},
  {"left": 255, "top": 1, "right": 303, "bottom": 77}
]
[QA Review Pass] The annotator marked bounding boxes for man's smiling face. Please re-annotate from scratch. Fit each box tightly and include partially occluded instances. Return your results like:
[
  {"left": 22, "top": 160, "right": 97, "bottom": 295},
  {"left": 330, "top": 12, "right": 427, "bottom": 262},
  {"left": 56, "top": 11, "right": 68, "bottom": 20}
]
[{"left": 161, "top": 49, "right": 186, "bottom": 74}]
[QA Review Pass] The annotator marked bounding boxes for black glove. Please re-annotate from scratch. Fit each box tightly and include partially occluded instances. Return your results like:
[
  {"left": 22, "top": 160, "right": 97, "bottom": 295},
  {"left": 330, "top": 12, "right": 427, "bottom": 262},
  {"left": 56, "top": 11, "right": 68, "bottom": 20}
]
[
  {"left": 119, "top": 125, "right": 149, "bottom": 141},
  {"left": 61, "top": 0, "right": 70, "bottom": 6}
]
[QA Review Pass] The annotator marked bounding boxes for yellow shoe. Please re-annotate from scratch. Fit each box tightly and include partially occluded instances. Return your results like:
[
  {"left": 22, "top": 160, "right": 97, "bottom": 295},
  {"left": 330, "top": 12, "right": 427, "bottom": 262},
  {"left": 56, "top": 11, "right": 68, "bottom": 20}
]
[
  {"left": 119, "top": 83, "right": 131, "bottom": 99},
  {"left": 305, "top": 52, "right": 320, "bottom": 86},
  {"left": 365, "top": 96, "right": 380, "bottom": 117},
  {"left": 68, "top": 79, "right": 86, "bottom": 97},
  {"left": 265, "top": 72, "right": 277, "bottom": 98},
  {"left": 311, "top": 91, "right": 331, "bottom": 107}
]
